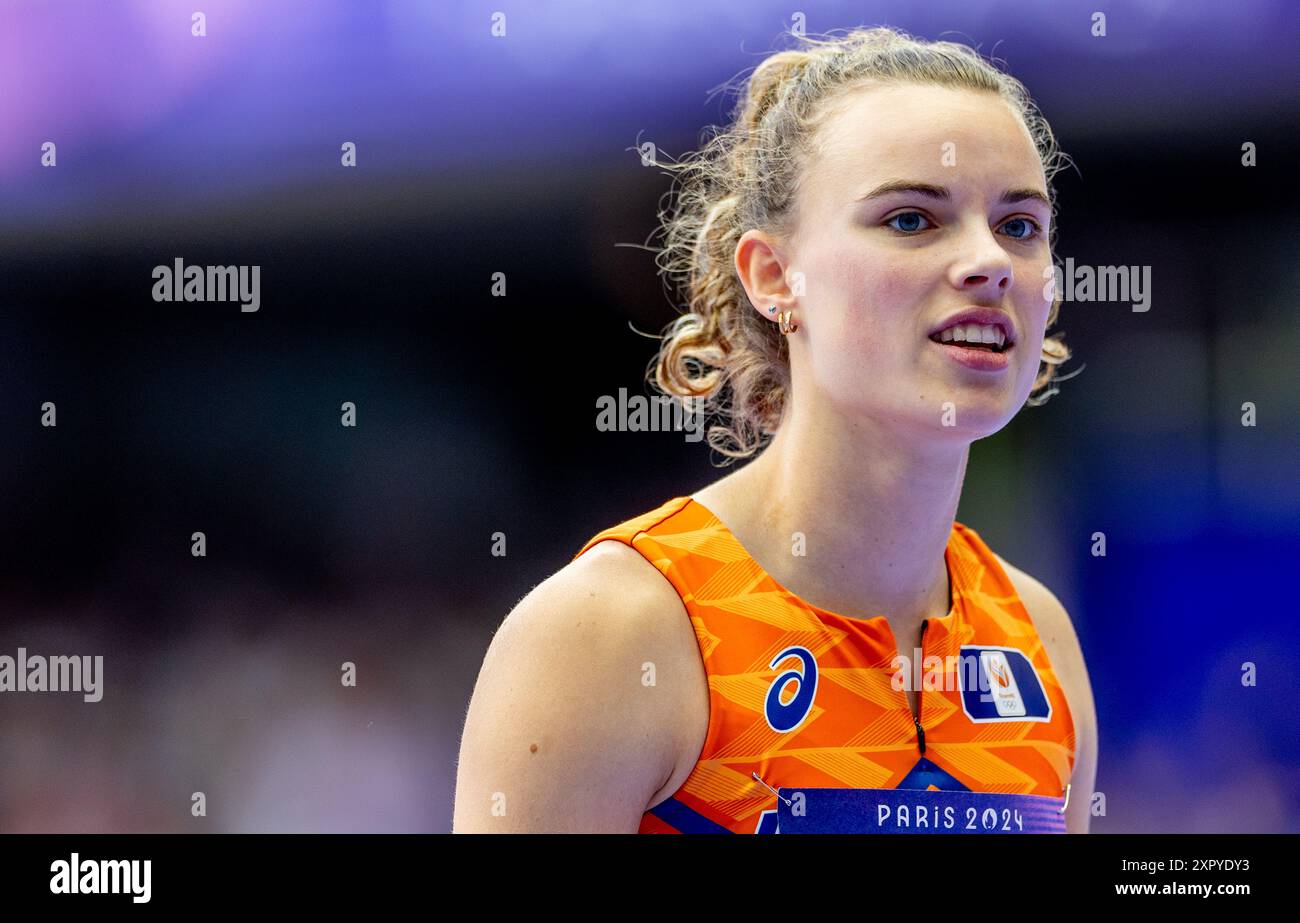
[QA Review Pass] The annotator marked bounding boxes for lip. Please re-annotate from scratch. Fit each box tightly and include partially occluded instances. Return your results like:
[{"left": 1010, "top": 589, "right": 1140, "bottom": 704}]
[
  {"left": 931, "top": 338, "right": 1012, "bottom": 372},
  {"left": 928, "top": 308, "right": 1017, "bottom": 346}
]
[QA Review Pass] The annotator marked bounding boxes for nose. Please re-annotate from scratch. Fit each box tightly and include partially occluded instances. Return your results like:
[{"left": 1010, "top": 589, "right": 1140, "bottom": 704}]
[{"left": 951, "top": 227, "right": 1014, "bottom": 297}]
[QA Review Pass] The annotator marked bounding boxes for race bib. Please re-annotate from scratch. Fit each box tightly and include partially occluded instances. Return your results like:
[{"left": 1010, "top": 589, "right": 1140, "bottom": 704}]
[{"left": 776, "top": 787, "right": 1067, "bottom": 834}]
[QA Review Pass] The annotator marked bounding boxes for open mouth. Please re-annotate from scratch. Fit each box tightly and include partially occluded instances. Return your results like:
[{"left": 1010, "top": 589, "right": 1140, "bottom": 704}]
[{"left": 928, "top": 333, "right": 1012, "bottom": 354}]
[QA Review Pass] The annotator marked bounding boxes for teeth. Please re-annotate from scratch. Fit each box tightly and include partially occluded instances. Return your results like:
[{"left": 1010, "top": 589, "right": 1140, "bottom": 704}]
[{"left": 937, "top": 323, "right": 1006, "bottom": 347}]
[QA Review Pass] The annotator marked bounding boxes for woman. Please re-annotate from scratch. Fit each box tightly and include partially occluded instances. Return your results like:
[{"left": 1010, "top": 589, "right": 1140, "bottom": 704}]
[{"left": 454, "top": 26, "right": 1097, "bottom": 834}]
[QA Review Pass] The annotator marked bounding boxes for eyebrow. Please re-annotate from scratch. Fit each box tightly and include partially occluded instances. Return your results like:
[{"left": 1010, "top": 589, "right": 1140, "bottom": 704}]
[{"left": 855, "top": 180, "right": 1051, "bottom": 212}]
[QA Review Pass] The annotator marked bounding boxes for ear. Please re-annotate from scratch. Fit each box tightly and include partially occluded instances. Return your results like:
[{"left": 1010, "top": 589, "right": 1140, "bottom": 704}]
[{"left": 735, "top": 229, "right": 796, "bottom": 322}]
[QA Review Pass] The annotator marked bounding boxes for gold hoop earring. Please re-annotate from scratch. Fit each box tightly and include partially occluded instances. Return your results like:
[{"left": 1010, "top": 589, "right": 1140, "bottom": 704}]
[{"left": 778, "top": 310, "right": 799, "bottom": 335}]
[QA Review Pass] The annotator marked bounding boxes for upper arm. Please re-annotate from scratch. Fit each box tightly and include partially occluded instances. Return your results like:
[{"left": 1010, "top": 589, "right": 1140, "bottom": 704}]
[
  {"left": 452, "top": 541, "right": 692, "bottom": 833},
  {"left": 995, "top": 554, "right": 1098, "bottom": 834}
]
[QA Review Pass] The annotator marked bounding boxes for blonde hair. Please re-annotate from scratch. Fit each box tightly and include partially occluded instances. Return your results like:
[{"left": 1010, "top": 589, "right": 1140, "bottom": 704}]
[{"left": 647, "top": 26, "right": 1074, "bottom": 463}]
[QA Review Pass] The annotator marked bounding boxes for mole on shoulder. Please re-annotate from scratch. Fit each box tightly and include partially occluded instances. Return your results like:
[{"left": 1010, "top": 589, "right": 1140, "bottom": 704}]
[{"left": 530, "top": 743, "right": 538, "bottom": 753}]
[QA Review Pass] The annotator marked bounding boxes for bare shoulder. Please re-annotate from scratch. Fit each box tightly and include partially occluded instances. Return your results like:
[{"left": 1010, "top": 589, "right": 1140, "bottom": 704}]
[
  {"left": 452, "top": 539, "right": 704, "bottom": 832},
  {"left": 992, "top": 555, "right": 1077, "bottom": 651},
  {"left": 993, "top": 552, "right": 1099, "bottom": 833},
  {"left": 516, "top": 541, "right": 700, "bottom": 671},
  {"left": 990, "top": 552, "right": 1090, "bottom": 698}
]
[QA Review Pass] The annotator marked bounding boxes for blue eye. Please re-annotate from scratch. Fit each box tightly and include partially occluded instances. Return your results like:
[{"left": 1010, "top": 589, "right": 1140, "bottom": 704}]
[
  {"left": 1001, "top": 217, "right": 1043, "bottom": 240},
  {"left": 884, "top": 211, "right": 1044, "bottom": 240},
  {"left": 885, "top": 211, "right": 932, "bottom": 234}
]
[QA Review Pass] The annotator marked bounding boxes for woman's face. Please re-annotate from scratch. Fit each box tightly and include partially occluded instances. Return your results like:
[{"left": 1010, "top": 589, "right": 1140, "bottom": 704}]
[{"left": 759, "top": 82, "right": 1055, "bottom": 438}]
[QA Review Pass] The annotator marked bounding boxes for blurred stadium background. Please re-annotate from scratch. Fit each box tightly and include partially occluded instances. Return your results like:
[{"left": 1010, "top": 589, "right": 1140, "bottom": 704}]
[{"left": 1, "top": 0, "right": 1297, "bottom": 832}]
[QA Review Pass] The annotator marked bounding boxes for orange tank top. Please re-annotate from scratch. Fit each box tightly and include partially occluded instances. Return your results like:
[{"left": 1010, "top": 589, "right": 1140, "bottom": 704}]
[{"left": 573, "top": 496, "right": 1077, "bottom": 834}]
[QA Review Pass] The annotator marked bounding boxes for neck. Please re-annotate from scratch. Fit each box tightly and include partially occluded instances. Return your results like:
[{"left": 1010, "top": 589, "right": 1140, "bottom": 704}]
[{"left": 701, "top": 396, "right": 967, "bottom": 629}]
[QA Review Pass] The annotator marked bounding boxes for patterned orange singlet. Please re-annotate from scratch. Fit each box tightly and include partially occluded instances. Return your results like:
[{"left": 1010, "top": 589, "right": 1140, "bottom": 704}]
[{"left": 574, "top": 496, "right": 1076, "bottom": 834}]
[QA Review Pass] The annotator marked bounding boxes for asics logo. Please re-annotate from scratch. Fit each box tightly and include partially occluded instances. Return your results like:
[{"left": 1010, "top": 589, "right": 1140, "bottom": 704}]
[{"left": 764, "top": 646, "right": 818, "bottom": 733}]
